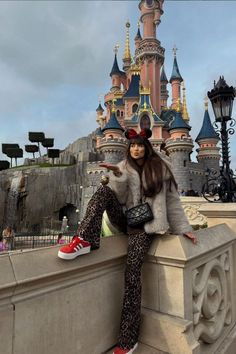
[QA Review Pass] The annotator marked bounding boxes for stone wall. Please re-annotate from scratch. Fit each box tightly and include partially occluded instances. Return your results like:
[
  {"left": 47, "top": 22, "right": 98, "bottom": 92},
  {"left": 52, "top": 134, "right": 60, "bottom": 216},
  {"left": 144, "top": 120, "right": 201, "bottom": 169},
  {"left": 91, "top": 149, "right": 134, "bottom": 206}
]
[
  {"left": 1, "top": 224, "right": 236, "bottom": 354},
  {"left": 0, "top": 164, "right": 86, "bottom": 232}
]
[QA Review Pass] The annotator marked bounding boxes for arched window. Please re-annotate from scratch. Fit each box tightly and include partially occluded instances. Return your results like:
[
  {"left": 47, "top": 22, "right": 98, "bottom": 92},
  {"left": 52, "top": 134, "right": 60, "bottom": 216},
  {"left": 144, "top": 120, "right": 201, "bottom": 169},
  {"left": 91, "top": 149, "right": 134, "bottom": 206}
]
[
  {"left": 132, "top": 103, "right": 138, "bottom": 114},
  {"left": 121, "top": 111, "right": 124, "bottom": 117},
  {"left": 140, "top": 114, "right": 151, "bottom": 130},
  {"left": 117, "top": 110, "right": 120, "bottom": 117}
]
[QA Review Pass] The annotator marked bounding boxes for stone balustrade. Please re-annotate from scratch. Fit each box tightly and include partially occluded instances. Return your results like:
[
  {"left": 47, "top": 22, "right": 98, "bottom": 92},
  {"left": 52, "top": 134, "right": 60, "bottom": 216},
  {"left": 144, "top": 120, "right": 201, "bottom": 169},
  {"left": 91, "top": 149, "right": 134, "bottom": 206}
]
[{"left": 1, "top": 224, "right": 236, "bottom": 354}]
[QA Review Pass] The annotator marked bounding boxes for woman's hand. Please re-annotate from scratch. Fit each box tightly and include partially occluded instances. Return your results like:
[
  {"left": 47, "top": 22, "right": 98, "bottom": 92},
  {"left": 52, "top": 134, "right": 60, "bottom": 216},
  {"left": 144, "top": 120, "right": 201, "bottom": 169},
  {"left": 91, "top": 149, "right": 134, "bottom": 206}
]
[
  {"left": 99, "top": 163, "right": 122, "bottom": 176},
  {"left": 183, "top": 231, "right": 197, "bottom": 244}
]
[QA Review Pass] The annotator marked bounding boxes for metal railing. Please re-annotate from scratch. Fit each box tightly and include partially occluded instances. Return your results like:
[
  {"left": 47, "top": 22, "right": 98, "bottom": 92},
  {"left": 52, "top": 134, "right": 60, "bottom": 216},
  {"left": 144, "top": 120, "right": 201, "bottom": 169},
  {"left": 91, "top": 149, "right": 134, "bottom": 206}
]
[{"left": 0, "top": 232, "right": 75, "bottom": 253}]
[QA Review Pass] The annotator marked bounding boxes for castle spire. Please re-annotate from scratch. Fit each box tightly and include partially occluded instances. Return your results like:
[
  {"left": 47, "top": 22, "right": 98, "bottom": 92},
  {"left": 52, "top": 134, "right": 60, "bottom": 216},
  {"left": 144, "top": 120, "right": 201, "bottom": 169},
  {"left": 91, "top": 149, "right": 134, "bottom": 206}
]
[
  {"left": 135, "top": 20, "right": 142, "bottom": 41},
  {"left": 170, "top": 46, "right": 183, "bottom": 110},
  {"left": 170, "top": 46, "right": 183, "bottom": 83},
  {"left": 123, "top": 21, "right": 132, "bottom": 72},
  {"left": 181, "top": 81, "right": 189, "bottom": 121},
  {"left": 195, "top": 98, "right": 219, "bottom": 142},
  {"left": 110, "top": 44, "right": 122, "bottom": 77}
]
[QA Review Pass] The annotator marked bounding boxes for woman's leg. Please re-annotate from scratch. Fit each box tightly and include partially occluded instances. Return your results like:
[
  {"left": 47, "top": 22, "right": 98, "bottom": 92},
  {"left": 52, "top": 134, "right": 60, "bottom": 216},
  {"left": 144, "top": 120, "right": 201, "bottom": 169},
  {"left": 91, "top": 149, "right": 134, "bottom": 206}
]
[
  {"left": 78, "top": 185, "right": 126, "bottom": 248},
  {"left": 117, "top": 232, "right": 154, "bottom": 349}
]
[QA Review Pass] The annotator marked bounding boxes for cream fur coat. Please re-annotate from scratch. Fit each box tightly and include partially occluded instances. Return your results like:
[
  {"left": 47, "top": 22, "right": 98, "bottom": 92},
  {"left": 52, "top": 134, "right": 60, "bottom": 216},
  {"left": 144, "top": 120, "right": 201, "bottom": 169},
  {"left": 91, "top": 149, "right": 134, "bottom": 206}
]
[{"left": 108, "top": 153, "right": 192, "bottom": 235}]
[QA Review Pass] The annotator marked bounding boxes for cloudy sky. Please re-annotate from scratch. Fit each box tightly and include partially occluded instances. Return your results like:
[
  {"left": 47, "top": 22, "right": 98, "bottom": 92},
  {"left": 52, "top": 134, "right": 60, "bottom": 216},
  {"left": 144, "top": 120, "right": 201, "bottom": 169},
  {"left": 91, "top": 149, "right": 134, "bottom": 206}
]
[{"left": 0, "top": 0, "right": 236, "bottom": 169}]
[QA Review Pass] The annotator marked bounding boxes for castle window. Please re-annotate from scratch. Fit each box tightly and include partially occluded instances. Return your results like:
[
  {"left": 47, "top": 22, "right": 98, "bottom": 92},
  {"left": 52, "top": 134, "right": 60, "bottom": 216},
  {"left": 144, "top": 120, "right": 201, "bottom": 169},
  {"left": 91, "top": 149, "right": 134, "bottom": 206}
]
[
  {"left": 140, "top": 114, "right": 151, "bottom": 130},
  {"left": 117, "top": 110, "right": 120, "bottom": 117},
  {"left": 132, "top": 103, "right": 138, "bottom": 114},
  {"left": 121, "top": 111, "right": 124, "bottom": 117},
  {"left": 183, "top": 160, "right": 187, "bottom": 167}
]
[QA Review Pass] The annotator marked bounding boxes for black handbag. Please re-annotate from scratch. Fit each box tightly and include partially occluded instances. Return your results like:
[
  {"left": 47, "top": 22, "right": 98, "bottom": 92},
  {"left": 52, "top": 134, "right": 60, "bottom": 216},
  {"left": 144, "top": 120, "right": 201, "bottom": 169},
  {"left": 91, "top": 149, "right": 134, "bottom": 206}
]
[{"left": 125, "top": 202, "right": 153, "bottom": 228}]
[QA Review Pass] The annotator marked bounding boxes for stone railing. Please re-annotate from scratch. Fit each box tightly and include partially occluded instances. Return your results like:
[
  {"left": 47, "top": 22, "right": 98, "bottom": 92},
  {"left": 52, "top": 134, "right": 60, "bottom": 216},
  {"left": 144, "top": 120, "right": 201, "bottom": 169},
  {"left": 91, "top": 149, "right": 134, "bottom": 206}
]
[{"left": 1, "top": 224, "right": 236, "bottom": 354}]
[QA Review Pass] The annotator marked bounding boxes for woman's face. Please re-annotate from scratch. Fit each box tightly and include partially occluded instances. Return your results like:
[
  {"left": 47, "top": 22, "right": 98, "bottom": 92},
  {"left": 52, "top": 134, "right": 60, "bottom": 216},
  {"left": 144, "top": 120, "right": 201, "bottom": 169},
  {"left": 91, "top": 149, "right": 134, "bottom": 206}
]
[{"left": 130, "top": 143, "right": 145, "bottom": 160}]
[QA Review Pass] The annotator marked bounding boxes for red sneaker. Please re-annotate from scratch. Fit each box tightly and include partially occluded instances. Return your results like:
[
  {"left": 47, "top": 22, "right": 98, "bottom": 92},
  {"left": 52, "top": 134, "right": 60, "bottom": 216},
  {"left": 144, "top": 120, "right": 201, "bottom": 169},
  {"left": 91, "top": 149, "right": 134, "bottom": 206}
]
[
  {"left": 113, "top": 343, "right": 138, "bottom": 354},
  {"left": 58, "top": 236, "right": 91, "bottom": 260}
]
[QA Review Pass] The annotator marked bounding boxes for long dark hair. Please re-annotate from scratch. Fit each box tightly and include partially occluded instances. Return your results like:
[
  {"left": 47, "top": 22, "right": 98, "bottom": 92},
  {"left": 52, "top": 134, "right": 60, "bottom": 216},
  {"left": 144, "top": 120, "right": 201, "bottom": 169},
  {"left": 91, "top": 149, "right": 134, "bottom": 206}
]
[{"left": 126, "top": 136, "right": 177, "bottom": 197}]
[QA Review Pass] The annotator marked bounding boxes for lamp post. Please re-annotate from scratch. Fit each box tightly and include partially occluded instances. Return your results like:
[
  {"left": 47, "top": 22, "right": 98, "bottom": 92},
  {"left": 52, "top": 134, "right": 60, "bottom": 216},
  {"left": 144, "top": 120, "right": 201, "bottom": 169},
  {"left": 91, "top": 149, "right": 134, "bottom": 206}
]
[{"left": 204, "top": 76, "right": 236, "bottom": 202}]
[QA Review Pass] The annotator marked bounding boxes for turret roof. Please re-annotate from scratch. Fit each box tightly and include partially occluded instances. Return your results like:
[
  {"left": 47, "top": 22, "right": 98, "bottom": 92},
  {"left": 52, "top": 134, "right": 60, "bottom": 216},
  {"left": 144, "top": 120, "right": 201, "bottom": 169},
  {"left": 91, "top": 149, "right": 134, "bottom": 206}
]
[
  {"left": 170, "top": 57, "right": 183, "bottom": 83},
  {"left": 95, "top": 127, "right": 104, "bottom": 137},
  {"left": 96, "top": 103, "right": 104, "bottom": 112},
  {"left": 102, "top": 111, "right": 124, "bottom": 132},
  {"left": 195, "top": 109, "right": 219, "bottom": 142},
  {"left": 135, "top": 27, "right": 142, "bottom": 40},
  {"left": 110, "top": 54, "right": 124, "bottom": 77},
  {"left": 169, "top": 111, "right": 191, "bottom": 131},
  {"left": 123, "top": 74, "right": 140, "bottom": 98},
  {"left": 160, "top": 66, "right": 168, "bottom": 82}
]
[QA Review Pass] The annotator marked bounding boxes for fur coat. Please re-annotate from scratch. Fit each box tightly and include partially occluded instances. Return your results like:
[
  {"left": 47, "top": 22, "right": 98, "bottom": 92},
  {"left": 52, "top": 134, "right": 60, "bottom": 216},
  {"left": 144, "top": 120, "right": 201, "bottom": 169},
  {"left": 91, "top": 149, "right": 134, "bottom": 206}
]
[{"left": 108, "top": 153, "right": 192, "bottom": 235}]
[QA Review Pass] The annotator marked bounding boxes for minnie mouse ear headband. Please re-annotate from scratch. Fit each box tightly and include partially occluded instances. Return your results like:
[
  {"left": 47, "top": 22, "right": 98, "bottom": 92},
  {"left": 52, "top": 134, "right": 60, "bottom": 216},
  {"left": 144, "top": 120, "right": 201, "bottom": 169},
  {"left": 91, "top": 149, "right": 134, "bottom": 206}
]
[{"left": 124, "top": 128, "right": 152, "bottom": 140}]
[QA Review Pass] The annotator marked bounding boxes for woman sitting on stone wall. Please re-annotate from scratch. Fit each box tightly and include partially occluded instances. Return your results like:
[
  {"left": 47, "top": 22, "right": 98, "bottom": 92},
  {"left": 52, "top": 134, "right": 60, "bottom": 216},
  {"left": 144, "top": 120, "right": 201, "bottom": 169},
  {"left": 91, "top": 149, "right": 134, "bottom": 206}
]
[{"left": 58, "top": 128, "right": 197, "bottom": 354}]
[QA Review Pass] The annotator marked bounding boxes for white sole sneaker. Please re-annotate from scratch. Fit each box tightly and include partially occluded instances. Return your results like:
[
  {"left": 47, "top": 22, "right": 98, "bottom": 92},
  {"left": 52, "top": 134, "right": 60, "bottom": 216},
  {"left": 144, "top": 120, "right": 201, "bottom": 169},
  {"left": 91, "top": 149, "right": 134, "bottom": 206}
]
[
  {"left": 113, "top": 343, "right": 138, "bottom": 354},
  {"left": 58, "top": 245, "right": 91, "bottom": 260}
]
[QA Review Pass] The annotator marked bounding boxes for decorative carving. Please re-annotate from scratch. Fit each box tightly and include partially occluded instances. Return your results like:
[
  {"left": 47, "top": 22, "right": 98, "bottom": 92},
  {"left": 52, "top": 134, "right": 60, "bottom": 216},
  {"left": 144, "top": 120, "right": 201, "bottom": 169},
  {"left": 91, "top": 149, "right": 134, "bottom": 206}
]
[
  {"left": 192, "top": 252, "right": 231, "bottom": 343},
  {"left": 183, "top": 205, "right": 207, "bottom": 227}
]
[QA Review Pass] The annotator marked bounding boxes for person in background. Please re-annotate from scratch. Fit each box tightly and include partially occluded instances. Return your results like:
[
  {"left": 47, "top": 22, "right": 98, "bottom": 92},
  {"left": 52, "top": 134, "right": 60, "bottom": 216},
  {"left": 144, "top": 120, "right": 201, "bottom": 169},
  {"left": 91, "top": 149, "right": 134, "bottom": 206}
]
[
  {"left": 2, "top": 226, "right": 15, "bottom": 250},
  {"left": 0, "top": 235, "right": 8, "bottom": 252},
  {"left": 57, "top": 233, "right": 65, "bottom": 245}
]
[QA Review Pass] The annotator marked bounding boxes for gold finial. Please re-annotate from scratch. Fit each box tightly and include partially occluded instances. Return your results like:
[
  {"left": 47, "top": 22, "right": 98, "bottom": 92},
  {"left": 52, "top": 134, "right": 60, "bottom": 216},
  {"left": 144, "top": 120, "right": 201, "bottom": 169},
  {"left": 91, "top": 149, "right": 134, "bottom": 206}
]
[
  {"left": 173, "top": 45, "right": 178, "bottom": 57},
  {"left": 181, "top": 81, "right": 189, "bottom": 121},
  {"left": 114, "top": 43, "right": 119, "bottom": 55},
  {"left": 111, "top": 98, "right": 117, "bottom": 113},
  {"left": 123, "top": 20, "right": 131, "bottom": 61},
  {"left": 204, "top": 96, "right": 208, "bottom": 110},
  {"left": 176, "top": 98, "right": 181, "bottom": 112},
  {"left": 126, "top": 20, "right": 130, "bottom": 28},
  {"left": 140, "top": 85, "right": 150, "bottom": 95}
]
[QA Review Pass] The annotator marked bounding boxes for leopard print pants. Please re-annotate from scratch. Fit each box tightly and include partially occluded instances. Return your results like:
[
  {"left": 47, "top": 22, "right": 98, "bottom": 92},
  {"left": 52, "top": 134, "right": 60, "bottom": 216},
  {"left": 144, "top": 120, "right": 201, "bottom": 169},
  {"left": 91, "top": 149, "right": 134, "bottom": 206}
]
[{"left": 78, "top": 185, "right": 154, "bottom": 349}]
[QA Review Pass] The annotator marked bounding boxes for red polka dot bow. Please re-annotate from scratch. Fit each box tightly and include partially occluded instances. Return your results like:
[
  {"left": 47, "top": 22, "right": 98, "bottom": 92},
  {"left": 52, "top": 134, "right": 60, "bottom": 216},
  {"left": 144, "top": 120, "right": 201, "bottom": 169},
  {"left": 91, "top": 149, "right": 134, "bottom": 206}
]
[{"left": 125, "top": 128, "right": 152, "bottom": 140}]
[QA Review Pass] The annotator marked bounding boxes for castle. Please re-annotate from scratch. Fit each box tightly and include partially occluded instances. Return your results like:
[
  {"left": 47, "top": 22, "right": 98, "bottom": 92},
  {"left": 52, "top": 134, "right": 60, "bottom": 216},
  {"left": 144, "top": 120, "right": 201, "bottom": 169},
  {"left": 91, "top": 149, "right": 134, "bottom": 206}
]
[
  {"left": 83, "top": 0, "right": 220, "bottom": 196},
  {"left": 0, "top": 0, "right": 223, "bottom": 232}
]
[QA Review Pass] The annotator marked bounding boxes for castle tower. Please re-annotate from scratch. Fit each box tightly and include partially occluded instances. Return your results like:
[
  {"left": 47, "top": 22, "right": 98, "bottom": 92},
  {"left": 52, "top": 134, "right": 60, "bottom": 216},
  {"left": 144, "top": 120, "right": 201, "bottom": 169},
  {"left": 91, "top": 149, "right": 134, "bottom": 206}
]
[
  {"left": 134, "top": 21, "right": 142, "bottom": 50},
  {"left": 110, "top": 45, "right": 123, "bottom": 92},
  {"left": 99, "top": 104, "right": 126, "bottom": 164},
  {"left": 123, "top": 65, "right": 140, "bottom": 119},
  {"left": 165, "top": 102, "right": 193, "bottom": 191},
  {"left": 196, "top": 98, "right": 220, "bottom": 171},
  {"left": 135, "top": 0, "right": 165, "bottom": 115},
  {"left": 160, "top": 65, "right": 169, "bottom": 109},
  {"left": 96, "top": 102, "right": 105, "bottom": 128},
  {"left": 170, "top": 47, "right": 183, "bottom": 110},
  {"left": 123, "top": 21, "right": 132, "bottom": 73}
]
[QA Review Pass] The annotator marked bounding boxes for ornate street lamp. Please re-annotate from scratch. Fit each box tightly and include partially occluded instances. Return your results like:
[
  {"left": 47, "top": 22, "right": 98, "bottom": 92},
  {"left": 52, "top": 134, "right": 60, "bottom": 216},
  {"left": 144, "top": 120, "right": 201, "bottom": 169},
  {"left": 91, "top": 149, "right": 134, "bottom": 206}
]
[{"left": 203, "top": 76, "right": 236, "bottom": 202}]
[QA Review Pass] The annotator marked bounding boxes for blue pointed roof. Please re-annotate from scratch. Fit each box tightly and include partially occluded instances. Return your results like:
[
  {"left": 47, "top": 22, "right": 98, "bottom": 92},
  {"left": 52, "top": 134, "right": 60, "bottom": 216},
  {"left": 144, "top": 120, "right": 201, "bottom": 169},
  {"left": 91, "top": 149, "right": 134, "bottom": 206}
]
[
  {"left": 169, "top": 111, "right": 191, "bottom": 131},
  {"left": 160, "top": 66, "right": 168, "bottom": 83},
  {"left": 195, "top": 110, "right": 219, "bottom": 142},
  {"left": 95, "top": 127, "right": 104, "bottom": 137},
  {"left": 114, "top": 98, "right": 124, "bottom": 106},
  {"left": 102, "top": 111, "right": 124, "bottom": 132},
  {"left": 135, "top": 28, "right": 142, "bottom": 40},
  {"left": 170, "top": 57, "right": 183, "bottom": 83},
  {"left": 123, "top": 74, "right": 140, "bottom": 98},
  {"left": 110, "top": 54, "right": 123, "bottom": 77},
  {"left": 96, "top": 103, "right": 104, "bottom": 112}
]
